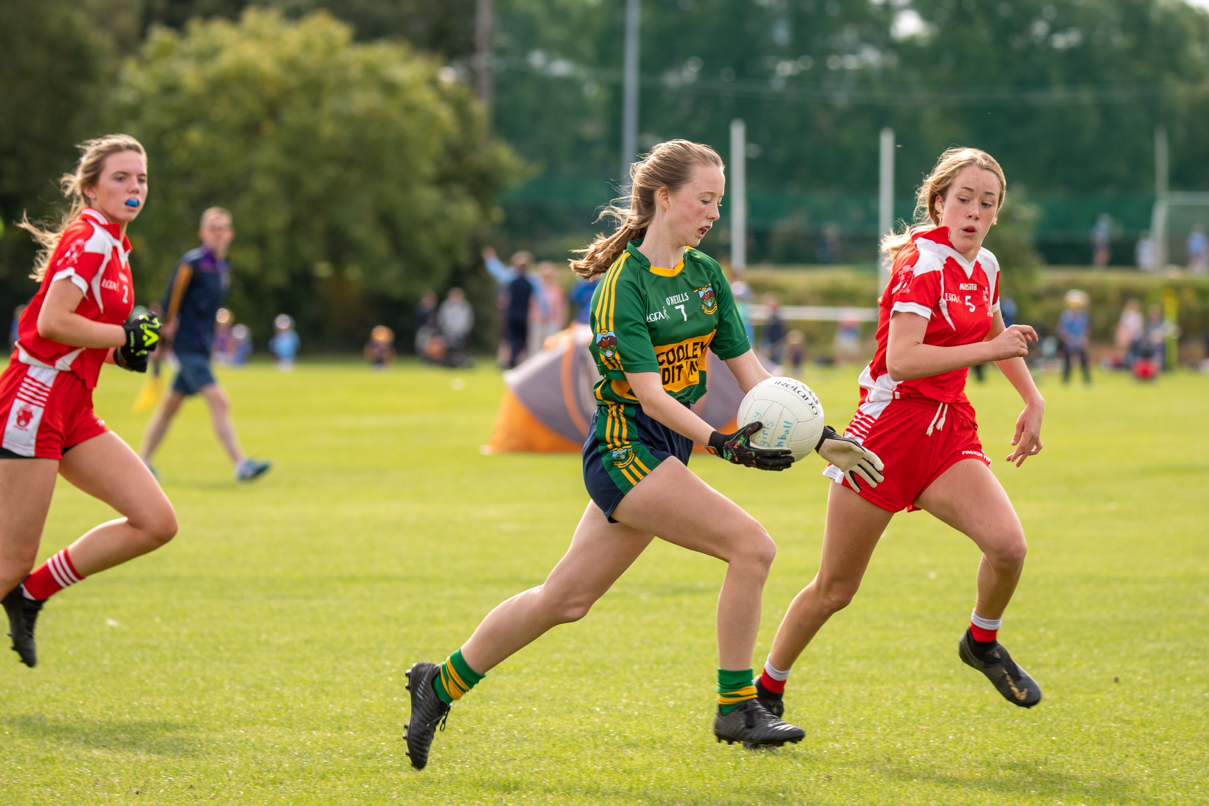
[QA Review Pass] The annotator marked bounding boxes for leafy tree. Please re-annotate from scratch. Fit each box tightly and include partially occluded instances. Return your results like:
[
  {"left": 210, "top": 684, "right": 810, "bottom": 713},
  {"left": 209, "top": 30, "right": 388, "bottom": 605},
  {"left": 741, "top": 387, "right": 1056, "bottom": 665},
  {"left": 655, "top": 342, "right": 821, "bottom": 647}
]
[
  {"left": 115, "top": 9, "right": 520, "bottom": 347},
  {"left": 0, "top": 0, "right": 119, "bottom": 315},
  {"left": 142, "top": 0, "right": 476, "bottom": 57}
]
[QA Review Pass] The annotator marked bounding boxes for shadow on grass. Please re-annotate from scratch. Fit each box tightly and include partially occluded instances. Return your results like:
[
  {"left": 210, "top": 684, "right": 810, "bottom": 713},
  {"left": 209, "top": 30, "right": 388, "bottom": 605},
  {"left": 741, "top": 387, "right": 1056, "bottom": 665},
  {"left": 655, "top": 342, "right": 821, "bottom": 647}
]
[
  {"left": 869, "top": 756, "right": 1152, "bottom": 804},
  {"left": 6, "top": 713, "right": 203, "bottom": 757}
]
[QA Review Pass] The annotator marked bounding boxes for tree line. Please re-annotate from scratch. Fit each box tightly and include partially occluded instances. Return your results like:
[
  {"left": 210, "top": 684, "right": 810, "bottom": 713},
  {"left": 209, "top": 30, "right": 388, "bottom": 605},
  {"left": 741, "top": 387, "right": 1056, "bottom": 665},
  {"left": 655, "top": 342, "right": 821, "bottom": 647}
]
[{"left": 3, "top": 0, "right": 1208, "bottom": 349}]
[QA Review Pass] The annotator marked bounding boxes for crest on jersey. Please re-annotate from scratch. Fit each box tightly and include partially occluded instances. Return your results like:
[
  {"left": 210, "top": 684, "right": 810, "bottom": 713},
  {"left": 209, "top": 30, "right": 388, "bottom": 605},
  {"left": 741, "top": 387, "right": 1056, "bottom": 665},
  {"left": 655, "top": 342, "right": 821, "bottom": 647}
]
[
  {"left": 696, "top": 285, "right": 717, "bottom": 315},
  {"left": 595, "top": 330, "right": 618, "bottom": 359},
  {"left": 609, "top": 445, "right": 636, "bottom": 470},
  {"left": 14, "top": 406, "right": 33, "bottom": 430}
]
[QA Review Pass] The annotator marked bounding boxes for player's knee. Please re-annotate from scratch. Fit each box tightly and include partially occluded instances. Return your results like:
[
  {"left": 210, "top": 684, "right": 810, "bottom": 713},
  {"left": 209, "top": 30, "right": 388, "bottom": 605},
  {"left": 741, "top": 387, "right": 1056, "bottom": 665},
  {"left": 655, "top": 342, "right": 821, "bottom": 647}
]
[
  {"left": 549, "top": 593, "right": 594, "bottom": 625},
  {"left": 817, "top": 578, "right": 860, "bottom": 614},
  {"left": 749, "top": 528, "right": 777, "bottom": 573},
  {"left": 139, "top": 505, "right": 178, "bottom": 548},
  {"left": 988, "top": 533, "right": 1027, "bottom": 573},
  {"left": 730, "top": 524, "right": 775, "bottom": 574}
]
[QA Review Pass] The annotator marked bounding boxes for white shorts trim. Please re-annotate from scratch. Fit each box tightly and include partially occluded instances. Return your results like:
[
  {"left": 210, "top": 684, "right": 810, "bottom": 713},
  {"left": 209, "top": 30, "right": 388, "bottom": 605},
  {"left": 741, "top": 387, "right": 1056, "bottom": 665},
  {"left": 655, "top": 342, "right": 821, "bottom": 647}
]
[{"left": 2, "top": 365, "right": 59, "bottom": 457}]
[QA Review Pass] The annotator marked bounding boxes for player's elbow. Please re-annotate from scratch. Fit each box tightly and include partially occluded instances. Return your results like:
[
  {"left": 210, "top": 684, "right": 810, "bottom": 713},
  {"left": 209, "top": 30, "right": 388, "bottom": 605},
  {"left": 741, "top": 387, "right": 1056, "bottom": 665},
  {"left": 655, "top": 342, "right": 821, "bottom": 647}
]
[
  {"left": 36, "top": 310, "right": 68, "bottom": 344},
  {"left": 885, "top": 353, "right": 912, "bottom": 381}
]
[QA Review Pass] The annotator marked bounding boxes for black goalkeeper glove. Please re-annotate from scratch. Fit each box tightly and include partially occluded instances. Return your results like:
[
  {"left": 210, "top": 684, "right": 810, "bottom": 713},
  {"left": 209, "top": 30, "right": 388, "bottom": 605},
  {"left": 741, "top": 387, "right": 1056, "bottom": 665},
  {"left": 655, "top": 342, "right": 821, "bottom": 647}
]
[
  {"left": 114, "top": 344, "right": 149, "bottom": 373},
  {"left": 707, "top": 421, "right": 795, "bottom": 471},
  {"left": 116, "top": 312, "right": 160, "bottom": 373},
  {"left": 815, "top": 425, "right": 885, "bottom": 491},
  {"left": 123, "top": 312, "right": 161, "bottom": 356}
]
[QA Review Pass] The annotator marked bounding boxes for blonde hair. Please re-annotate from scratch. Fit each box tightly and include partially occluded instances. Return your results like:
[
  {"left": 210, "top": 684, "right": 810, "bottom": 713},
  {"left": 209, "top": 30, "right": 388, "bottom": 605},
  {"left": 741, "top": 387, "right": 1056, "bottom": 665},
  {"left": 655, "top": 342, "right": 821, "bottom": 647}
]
[
  {"left": 18, "top": 134, "right": 146, "bottom": 281},
  {"left": 881, "top": 147, "right": 1006, "bottom": 261},
  {"left": 200, "top": 206, "right": 232, "bottom": 229},
  {"left": 570, "top": 140, "right": 724, "bottom": 279}
]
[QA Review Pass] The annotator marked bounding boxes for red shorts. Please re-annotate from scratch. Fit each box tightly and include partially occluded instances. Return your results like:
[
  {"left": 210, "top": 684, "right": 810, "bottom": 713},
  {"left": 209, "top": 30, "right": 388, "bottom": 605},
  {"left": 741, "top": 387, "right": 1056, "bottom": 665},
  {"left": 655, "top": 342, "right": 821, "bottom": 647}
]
[
  {"left": 823, "top": 397, "right": 990, "bottom": 513},
  {"left": 0, "top": 360, "right": 107, "bottom": 460}
]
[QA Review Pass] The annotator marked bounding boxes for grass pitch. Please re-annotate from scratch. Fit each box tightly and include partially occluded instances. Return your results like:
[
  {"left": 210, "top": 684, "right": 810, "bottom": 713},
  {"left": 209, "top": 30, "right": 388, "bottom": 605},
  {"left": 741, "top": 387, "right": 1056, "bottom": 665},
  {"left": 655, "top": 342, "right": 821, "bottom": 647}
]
[{"left": 2, "top": 359, "right": 1206, "bottom": 805}]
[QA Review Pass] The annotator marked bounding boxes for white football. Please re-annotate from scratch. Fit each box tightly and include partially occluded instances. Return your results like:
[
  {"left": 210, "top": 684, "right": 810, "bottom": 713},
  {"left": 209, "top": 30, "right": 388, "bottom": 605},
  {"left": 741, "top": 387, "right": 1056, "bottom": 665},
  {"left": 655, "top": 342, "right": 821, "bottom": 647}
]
[{"left": 736, "top": 377, "right": 825, "bottom": 460}]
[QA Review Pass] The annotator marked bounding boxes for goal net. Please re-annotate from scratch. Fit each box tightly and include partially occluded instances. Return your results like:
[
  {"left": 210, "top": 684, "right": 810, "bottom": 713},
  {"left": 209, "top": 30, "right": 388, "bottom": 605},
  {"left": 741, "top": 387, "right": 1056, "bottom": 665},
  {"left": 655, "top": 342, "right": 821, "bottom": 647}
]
[{"left": 1151, "top": 191, "right": 1209, "bottom": 269}]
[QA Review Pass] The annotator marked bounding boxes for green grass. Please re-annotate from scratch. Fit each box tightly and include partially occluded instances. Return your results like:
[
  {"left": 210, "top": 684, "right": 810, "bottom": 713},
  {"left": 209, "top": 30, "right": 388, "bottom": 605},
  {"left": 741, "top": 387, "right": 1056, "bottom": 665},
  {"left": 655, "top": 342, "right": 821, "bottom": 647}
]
[{"left": 3, "top": 359, "right": 1207, "bottom": 805}]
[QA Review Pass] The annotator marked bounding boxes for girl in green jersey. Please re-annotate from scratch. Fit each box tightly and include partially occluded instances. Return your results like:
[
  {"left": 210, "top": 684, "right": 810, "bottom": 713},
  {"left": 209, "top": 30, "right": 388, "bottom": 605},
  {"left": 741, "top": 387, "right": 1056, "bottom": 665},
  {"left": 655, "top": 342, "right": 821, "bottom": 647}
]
[{"left": 404, "top": 141, "right": 882, "bottom": 768}]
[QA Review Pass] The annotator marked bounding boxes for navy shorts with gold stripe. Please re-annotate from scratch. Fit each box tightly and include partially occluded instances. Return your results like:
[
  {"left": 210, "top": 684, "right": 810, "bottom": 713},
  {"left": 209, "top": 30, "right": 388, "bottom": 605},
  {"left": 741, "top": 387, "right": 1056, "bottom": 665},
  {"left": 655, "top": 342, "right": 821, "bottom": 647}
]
[{"left": 582, "top": 402, "right": 692, "bottom": 522}]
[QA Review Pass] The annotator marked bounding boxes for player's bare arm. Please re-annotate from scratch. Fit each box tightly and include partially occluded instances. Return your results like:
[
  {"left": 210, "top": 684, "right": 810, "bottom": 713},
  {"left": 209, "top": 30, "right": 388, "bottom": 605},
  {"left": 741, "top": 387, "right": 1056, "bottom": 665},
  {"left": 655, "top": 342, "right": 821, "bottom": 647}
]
[
  {"left": 723, "top": 349, "right": 775, "bottom": 394},
  {"left": 984, "top": 312, "right": 1045, "bottom": 466},
  {"left": 625, "top": 370, "right": 715, "bottom": 445},
  {"left": 886, "top": 310, "right": 1036, "bottom": 380},
  {"left": 37, "top": 279, "right": 126, "bottom": 349}
]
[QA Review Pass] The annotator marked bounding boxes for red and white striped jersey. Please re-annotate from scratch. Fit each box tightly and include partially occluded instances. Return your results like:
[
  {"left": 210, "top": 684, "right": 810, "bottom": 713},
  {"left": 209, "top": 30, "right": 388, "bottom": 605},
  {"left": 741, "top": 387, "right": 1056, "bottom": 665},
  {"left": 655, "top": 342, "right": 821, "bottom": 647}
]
[
  {"left": 857, "top": 226, "right": 1000, "bottom": 405},
  {"left": 13, "top": 208, "right": 135, "bottom": 390}
]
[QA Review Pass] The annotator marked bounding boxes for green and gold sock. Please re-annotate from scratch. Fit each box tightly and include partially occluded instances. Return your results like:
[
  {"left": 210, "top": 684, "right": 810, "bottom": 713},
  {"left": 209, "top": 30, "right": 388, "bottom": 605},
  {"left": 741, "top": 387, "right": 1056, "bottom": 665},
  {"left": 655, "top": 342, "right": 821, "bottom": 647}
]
[
  {"left": 432, "top": 649, "right": 485, "bottom": 706},
  {"left": 717, "top": 667, "right": 756, "bottom": 715}
]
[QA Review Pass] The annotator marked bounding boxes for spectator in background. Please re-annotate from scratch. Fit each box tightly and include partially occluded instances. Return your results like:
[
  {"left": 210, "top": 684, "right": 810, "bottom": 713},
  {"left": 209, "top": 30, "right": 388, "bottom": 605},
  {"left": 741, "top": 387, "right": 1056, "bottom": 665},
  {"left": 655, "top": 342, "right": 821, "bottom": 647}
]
[
  {"left": 786, "top": 330, "right": 805, "bottom": 378},
  {"left": 760, "top": 294, "right": 786, "bottom": 368},
  {"left": 1000, "top": 296, "right": 1018, "bottom": 328},
  {"left": 438, "top": 287, "right": 474, "bottom": 368},
  {"left": 212, "top": 308, "right": 233, "bottom": 366},
  {"left": 231, "top": 324, "right": 252, "bottom": 366},
  {"left": 817, "top": 222, "right": 841, "bottom": 265},
  {"left": 1092, "top": 213, "right": 1112, "bottom": 268},
  {"left": 269, "top": 313, "right": 299, "bottom": 371},
  {"left": 139, "top": 207, "right": 270, "bottom": 482},
  {"left": 834, "top": 305, "right": 862, "bottom": 365},
  {"left": 1187, "top": 225, "right": 1207, "bottom": 274},
  {"left": 1056, "top": 290, "right": 1091, "bottom": 385},
  {"left": 482, "top": 248, "right": 546, "bottom": 368},
  {"left": 364, "top": 325, "right": 395, "bottom": 370},
  {"left": 568, "top": 276, "right": 600, "bottom": 325},
  {"left": 1115, "top": 299, "right": 1144, "bottom": 368},
  {"left": 1142, "top": 303, "right": 1172, "bottom": 370},
  {"left": 1135, "top": 230, "right": 1156, "bottom": 272},
  {"left": 415, "top": 291, "right": 439, "bottom": 360},
  {"left": 533, "top": 261, "right": 568, "bottom": 350}
]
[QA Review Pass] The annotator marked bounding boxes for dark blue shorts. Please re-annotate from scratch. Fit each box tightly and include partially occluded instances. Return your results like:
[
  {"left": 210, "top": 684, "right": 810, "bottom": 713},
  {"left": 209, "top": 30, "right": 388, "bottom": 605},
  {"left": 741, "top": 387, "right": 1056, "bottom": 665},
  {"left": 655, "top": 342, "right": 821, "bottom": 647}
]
[
  {"left": 171, "top": 351, "right": 217, "bottom": 396},
  {"left": 582, "top": 403, "right": 693, "bottom": 522}
]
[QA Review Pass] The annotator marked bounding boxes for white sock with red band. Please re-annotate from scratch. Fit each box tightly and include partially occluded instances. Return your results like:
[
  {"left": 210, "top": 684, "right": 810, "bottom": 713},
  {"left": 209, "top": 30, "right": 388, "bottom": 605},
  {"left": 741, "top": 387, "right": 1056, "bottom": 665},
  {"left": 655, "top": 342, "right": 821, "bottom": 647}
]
[
  {"left": 969, "top": 610, "right": 1002, "bottom": 643},
  {"left": 758, "top": 659, "right": 791, "bottom": 694},
  {"left": 22, "top": 548, "right": 85, "bottom": 601}
]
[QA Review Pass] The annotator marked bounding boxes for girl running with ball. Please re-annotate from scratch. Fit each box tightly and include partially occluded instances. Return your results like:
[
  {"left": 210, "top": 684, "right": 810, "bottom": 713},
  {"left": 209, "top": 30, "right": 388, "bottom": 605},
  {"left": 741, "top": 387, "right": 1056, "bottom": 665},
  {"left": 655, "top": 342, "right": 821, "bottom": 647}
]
[
  {"left": 1, "top": 135, "right": 176, "bottom": 668},
  {"left": 754, "top": 147, "right": 1046, "bottom": 720},
  {"left": 404, "top": 140, "right": 882, "bottom": 768}
]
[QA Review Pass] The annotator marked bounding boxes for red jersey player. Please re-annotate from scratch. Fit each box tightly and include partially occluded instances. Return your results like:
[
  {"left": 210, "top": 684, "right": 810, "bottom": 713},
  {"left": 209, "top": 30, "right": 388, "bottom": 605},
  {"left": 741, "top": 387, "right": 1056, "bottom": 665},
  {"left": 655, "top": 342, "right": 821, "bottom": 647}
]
[
  {"left": 0, "top": 134, "right": 175, "bottom": 668},
  {"left": 756, "top": 147, "right": 1046, "bottom": 719}
]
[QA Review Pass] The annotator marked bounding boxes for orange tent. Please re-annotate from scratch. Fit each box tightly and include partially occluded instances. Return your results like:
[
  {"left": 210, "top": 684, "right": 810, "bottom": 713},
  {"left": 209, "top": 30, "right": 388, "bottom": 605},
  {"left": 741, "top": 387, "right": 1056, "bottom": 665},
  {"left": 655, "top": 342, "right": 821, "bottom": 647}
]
[{"left": 483, "top": 325, "right": 755, "bottom": 453}]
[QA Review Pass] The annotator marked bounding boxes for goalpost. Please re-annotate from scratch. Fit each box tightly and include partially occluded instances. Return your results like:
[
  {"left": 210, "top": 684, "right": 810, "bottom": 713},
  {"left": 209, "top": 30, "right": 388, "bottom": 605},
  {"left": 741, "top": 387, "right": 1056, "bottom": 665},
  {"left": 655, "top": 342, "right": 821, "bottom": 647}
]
[{"left": 1151, "top": 191, "right": 1209, "bottom": 270}]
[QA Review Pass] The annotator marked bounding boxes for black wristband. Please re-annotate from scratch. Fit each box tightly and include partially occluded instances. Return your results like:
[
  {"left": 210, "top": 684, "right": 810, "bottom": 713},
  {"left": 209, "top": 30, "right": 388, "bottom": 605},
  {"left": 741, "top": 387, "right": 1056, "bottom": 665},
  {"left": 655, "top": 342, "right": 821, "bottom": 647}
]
[
  {"left": 814, "top": 424, "right": 837, "bottom": 453},
  {"left": 707, "top": 431, "right": 726, "bottom": 454}
]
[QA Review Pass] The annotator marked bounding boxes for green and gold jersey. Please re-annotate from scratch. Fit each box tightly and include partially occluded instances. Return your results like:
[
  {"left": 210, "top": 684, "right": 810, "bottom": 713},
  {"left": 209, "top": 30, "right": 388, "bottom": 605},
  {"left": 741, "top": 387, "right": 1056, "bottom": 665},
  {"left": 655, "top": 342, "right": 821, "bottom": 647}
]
[{"left": 588, "top": 241, "right": 750, "bottom": 408}]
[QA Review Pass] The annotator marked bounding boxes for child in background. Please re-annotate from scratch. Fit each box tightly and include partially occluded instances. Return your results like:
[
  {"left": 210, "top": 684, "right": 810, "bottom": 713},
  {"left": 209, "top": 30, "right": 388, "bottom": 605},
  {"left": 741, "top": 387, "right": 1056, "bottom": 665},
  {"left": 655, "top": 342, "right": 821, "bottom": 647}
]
[
  {"left": 365, "top": 325, "right": 396, "bottom": 370},
  {"left": 231, "top": 324, "right": 252, "bottom": 366},
  {"left": 269, "top": 314, "right": 299, "bottom": 371},
  {"left": 1056, "top": 290, "right": 1091, "bottom": 385},
  {"left": 786, "top": 330, "right": 805, "bottom": 378},
  {"left": 212, "top": 308, "right": 234, "bottom": 366},
  {"left": 761, "top": 294, "right": 786, "bottom": 368}
]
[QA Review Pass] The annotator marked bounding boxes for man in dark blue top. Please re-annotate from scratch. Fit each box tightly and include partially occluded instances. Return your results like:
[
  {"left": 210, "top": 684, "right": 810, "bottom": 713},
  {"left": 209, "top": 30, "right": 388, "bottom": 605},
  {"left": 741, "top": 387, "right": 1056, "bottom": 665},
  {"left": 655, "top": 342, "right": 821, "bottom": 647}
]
[{"left": 138, "top": 208, "right": 270, "bottom": 482}]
